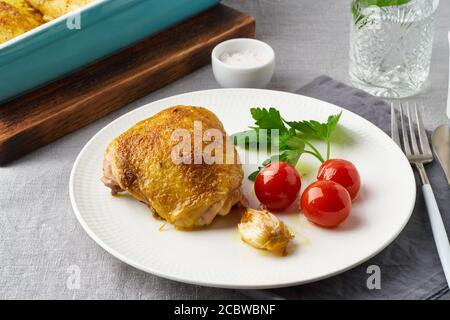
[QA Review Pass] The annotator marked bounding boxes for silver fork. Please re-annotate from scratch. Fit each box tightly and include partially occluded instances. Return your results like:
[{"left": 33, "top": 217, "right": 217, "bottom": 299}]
[{"left": 391, "top": 102, "right": 450, "bottom": 288}]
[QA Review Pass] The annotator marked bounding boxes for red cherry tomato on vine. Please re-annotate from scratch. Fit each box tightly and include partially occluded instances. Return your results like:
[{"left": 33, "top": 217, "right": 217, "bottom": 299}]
[
  {"left": 300, "top": 180, "right": 352, "bottom": 228},
  {"left": 255, "top": 162, "right": 302, "bottom": 212},
  {"left": 317, "top": 159, "right": 361, "bottom": 200}
]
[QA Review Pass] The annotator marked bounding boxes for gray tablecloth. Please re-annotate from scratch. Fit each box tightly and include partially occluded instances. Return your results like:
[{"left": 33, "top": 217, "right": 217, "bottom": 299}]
[
  {"left": 1, "top": 0, "right": 450, "bottom": 300},
  {"left": 264, "top": 76, "right": 450, "bottom": 300}
]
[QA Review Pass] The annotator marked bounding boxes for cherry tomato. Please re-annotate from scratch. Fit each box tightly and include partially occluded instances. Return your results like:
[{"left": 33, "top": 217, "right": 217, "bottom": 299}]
[
  {"left": 255, "top": 162, "right": 301, "bottom": 212},
  {"left": 300, "top": 180, "right": 351, "bottom": 228},
  {"left": 317, "top": 159, "right": 361, "bottom": 200}
]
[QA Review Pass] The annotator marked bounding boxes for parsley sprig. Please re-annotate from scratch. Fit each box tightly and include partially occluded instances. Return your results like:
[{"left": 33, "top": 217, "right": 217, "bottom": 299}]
[
  {"left": 231, "top": 107, "right": 342, "bottom": 181},
  {"left": 352, "top": 0, "right": 411, "bottom": 28}
]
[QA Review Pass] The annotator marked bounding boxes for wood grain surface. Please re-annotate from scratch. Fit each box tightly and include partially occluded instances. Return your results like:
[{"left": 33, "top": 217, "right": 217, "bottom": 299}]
[{"left": 0, "top": 4, "right": 255, "bottom": 165}]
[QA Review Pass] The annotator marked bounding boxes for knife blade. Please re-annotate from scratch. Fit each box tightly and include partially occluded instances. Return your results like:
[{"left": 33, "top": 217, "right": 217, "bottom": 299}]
[
  {"left": 432, "top": 125, "right": 450, "bottom": 186},
  {"left": 447, "top": 31, "right": 450, "bottom": 119}
]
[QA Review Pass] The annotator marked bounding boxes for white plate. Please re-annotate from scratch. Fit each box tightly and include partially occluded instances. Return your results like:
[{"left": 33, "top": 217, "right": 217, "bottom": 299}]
[{"left": 70, "top": 89, "right": 416, "bottom": 289}]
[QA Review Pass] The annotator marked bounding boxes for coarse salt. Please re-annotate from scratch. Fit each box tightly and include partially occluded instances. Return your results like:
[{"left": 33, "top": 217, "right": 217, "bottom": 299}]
[{"left": 219, "top": 50, "right": 266, "bottom": 68}]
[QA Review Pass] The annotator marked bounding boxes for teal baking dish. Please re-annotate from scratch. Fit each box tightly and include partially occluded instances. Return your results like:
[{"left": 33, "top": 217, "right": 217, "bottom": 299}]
[{"left": 0, "top": 0, "right": 220, "bottom": 103}]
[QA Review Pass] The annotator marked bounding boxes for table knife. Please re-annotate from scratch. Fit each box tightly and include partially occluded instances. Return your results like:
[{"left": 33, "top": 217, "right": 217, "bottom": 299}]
[
  {"left": 447, "top": 31, "right": 450, "bottom": 119},
  {"left": 432, "top": 125, "right": 450, "bottom": 186}
]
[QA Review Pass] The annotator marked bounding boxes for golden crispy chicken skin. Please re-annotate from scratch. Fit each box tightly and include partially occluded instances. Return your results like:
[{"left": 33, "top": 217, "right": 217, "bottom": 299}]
[
  {"left": 102, "top": 106, "right": 244, "bottom": 229},
  {"left": 0, "top": 0, "right": 93, "bottom": 44},
  {"left": 26, "top": 0, "right": 92, "bottom": 21},
  {"left": 0, "top": 0, "right": 42, "bottom": 43}
]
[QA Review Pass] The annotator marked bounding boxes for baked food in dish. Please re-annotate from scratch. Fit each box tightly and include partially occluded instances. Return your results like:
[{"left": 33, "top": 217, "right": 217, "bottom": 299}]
[
  {"left": 26, "top": 0, "right": 92, "bottom": 21},
  {"left": 102, "top": 106, "right": 244, "bottom": 229},
  {"left": 0, "top": 0, "right": 42, "bottom": 43},
  {"left": 0, "top": 0, "right": 93, "bottom": 44}
]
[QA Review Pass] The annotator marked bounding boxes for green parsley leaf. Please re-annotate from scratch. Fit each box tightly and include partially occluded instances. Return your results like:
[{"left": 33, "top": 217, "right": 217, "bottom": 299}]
[
  {"left": 248, "top": 171, "right": 260, "bottom": 181},
  {"left": 231, "top": 128, "right": 274, "bottom": 149},
  {"left": 326, "top": 112, "right": 342, "bottom": 137},
  {"left": 285, "top": 119, "right": 327, "bottom": 140},
  {"left": 287, "top": 112, "right": 342, "bottom": 140},
  {"left": 262, "top": 158, "right": 272, "bottom": 166},
  {"left": 279, "top": 135, "right": 305, "bottom": 153},
  {"left": 250, "top": 107, "right": 287, "bottom": 132},
  {"left": 352, "top": 0, "right": 411, "bottom": 28},
  {"left": 279, "top": 150, "right": 302, "bottom": 166},
  {"left": 233, "top": 108, "right": 342, "bottom": 181},
  {"left": 357, "top": 0, "right": 411, "bottom": 7}
]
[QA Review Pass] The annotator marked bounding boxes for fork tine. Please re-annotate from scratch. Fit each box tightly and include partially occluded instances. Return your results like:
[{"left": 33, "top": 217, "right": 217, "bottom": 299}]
[
  {"left": 406, "top": 102, "right": 420, "bottom": 155},
  {"left": 415, "top": 103, "right": 432, "bottom": 156},
  {"left": 391, "top": 102, "right": 401, "bottom": 147},
  {"left": 399, "top": 103, "right": 412, "bottom": 156}
]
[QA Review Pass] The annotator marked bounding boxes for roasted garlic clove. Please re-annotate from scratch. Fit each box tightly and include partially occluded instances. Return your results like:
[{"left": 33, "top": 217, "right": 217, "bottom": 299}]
[{"left": 238, "top": 208, "right": 294, "bottom": 256}]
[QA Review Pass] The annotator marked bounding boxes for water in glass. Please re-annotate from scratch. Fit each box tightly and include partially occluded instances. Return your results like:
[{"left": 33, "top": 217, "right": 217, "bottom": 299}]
[{"left": 349, "top": 0, "right": 439, "bottom": 98}]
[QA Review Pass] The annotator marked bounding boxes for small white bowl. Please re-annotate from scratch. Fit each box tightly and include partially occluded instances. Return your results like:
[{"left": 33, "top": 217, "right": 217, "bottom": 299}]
[{"left": 211, "top": 38, "right": 275, "bottom": 88}]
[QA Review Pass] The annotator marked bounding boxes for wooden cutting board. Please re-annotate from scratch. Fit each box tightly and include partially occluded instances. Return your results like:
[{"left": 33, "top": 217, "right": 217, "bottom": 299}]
[{"left": 0, "top": 5, "right": 255, "bottom": 165}]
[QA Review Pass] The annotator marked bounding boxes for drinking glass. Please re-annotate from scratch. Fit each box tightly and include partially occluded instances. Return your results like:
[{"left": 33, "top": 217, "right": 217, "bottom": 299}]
[{"left": 349, "top": 0, "right": 439, "bottom": 98}]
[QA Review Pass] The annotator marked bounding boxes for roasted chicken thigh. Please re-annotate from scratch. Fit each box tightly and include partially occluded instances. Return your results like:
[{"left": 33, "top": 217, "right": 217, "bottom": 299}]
[{"left": 102, "top": 106, "right": 244, "bottom": 229}]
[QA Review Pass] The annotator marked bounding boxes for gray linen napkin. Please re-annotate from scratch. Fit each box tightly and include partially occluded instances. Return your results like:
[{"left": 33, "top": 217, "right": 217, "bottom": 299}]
[{"left": 257, "top": 75, "right": 450, "bottom": 300}]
